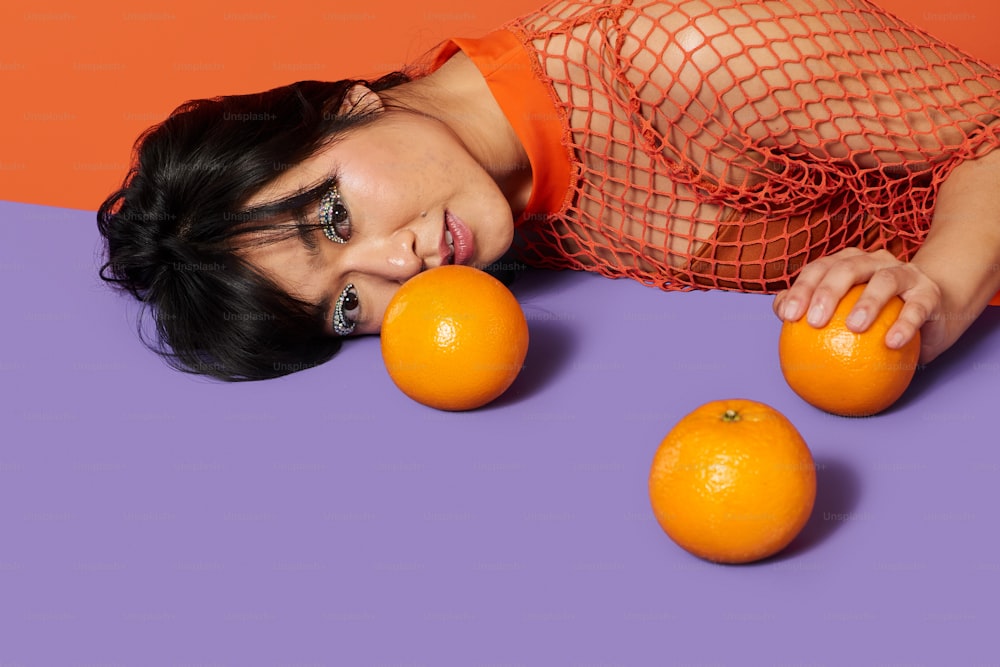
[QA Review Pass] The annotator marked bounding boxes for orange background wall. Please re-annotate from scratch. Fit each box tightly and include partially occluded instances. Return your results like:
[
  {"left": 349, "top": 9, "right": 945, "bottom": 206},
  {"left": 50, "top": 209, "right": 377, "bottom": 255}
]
[{"left": 2, "top": 0, "right": 998, "bottom": 211}]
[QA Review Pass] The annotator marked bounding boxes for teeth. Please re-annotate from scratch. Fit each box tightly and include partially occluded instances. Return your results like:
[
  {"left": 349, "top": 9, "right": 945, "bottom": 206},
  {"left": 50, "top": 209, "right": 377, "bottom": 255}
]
[{"left": 445, "top": 230, "right": 454, "bottom": 251}]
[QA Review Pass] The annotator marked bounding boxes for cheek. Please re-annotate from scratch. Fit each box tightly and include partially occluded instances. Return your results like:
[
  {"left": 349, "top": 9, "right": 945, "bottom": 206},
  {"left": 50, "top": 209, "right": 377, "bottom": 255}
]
[
  {"left": 345, "top": 155, "right": 433, "bottom": 217},
  {"left": 483, "top": 189, "right": 517, "bottom": 247},
  {"left": 358, "top": 281, "right": 402, "bottom": 335}
]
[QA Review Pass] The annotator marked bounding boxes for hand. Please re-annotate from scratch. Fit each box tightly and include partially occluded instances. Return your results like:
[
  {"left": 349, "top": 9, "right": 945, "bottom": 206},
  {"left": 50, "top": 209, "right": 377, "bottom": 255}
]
[{"left": 772, "top": 247, "right": 950, "bottom": 363}]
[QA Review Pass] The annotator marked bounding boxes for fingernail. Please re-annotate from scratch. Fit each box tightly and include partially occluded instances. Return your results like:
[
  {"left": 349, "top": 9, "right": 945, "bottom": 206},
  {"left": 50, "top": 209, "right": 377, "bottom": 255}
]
[
  {"left": 807, "top": 303, "right": 825, "bottom": 327},
  {"left": 846, "top": 309, "right": 867, "bottom": 330},
  {"left": 887, "top": 331, "right": 904, "bottom": 348},
  {"left": 783, "top": 299, "right": 800, "bottom": 320}
]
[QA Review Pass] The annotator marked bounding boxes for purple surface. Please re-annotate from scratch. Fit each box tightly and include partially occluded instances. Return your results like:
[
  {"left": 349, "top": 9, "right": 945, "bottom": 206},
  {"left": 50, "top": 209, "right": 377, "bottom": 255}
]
[{"left": 2, "top": 198, "right": 999, "bottom": 665}]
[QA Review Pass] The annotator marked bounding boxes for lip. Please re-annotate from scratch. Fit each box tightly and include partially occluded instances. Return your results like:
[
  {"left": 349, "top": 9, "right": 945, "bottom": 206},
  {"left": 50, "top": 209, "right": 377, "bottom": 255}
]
[{"left": 445, "top": 210, "right": 475, "bottom": 266}]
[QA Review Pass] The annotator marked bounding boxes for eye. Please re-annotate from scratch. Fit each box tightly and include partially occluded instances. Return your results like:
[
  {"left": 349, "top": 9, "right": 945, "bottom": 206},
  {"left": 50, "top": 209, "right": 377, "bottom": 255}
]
[
  {"left": 333, "top": 283, "right": 360, "bottom": 336},
  {"left": 319, "top": 185, "right": 351, "bottom": 244}
]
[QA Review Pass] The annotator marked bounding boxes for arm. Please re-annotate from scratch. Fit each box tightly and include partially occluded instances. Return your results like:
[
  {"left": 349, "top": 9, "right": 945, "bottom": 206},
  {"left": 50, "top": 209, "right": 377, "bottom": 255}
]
[
  {"left": 774, "top": 142, "right": 1000, "bottom": 363},
  {"left": 670, "top": 0, "right": 1000, "bottom": 362},
  {"left": 622, "top": 0, "right": 1000, "bottom": 351}
]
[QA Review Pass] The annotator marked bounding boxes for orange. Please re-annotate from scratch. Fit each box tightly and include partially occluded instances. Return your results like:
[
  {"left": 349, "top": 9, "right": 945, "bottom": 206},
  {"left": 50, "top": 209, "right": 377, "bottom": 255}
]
[
  {"left": 380, "top": 265, "right": 529, "bottom": 411},
  {"left": 649, "top": 399, "right": 817, "bottom": 564},
  {"left": 779, "top": 284, "right": 921, "bottom": 417}
]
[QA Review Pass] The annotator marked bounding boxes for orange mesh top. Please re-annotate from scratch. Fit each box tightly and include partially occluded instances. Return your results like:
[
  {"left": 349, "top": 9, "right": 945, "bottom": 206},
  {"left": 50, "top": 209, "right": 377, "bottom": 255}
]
[{"left": 425, "top": 0, "right": 1000, "bottom": 301}]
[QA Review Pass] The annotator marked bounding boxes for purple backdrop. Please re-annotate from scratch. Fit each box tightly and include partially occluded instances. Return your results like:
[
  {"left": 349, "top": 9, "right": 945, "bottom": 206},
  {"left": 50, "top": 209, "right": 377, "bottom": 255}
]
[{"left": 2, "top": 199, "right": 999, "bottom": 665}]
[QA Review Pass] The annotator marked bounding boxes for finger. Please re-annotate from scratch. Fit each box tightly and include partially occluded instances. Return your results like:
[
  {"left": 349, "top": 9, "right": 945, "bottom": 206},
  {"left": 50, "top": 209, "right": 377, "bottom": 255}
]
[
  {"left": 778, "top": 249, "right": 865, "bottom": 321},
  {"left": 775, "top": 279, "right": 808, "bottom": 321},
  {"left": 800, "top": 249, "right": 882, "bottom": 328},
  {"left": 777, "top": 291, "right": 808, "bottom": 322},
  {"left": 772, "top": 290, "right": 790, "bottom": 319},
  {"left": 889, "top": 276, "right": 941, "bottom": 350},
  {"left": 885, "top": 296, "right": 933, "bottom": 350},
  {"left": 843, "top": 265, "right": 912, "bottom": 333}
]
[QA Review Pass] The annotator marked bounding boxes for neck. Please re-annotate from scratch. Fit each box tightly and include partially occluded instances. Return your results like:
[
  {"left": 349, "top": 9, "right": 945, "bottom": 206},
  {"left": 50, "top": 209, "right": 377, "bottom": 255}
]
[{"left": 384, "top": 51, "right": 534, "bottom": 217}]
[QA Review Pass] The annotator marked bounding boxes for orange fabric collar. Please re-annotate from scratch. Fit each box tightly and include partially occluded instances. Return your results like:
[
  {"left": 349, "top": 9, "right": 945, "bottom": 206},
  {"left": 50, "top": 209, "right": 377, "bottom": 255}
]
[{"left": 424, "top": 30, "right": 573, "bottom": 223}]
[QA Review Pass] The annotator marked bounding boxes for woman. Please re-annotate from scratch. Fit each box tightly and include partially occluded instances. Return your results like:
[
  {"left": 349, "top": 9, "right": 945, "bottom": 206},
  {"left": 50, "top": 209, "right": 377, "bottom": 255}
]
[{"left": 98, "top": 0, "right": 1000, "bottom": 381}]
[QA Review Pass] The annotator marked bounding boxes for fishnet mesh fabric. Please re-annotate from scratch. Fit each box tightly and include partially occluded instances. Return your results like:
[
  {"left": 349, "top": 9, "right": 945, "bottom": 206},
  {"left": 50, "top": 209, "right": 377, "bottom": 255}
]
[{"left": 503, "top": 0, "right": 1000, "bottom": 292}]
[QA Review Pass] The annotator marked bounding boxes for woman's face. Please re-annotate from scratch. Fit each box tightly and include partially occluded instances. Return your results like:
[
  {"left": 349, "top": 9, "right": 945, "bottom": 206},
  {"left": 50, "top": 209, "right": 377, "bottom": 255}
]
[{"left": 243, "top": 106, "right": 516, "bottom": 337}]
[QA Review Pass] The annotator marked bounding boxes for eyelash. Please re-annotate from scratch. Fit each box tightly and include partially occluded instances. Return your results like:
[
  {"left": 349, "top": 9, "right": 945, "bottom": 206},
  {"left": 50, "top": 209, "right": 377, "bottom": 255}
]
[
  {"left": 319, "top": 184, "right": 351, "bottom": 243},
  {"left": 319, "top": 184, "right": 359, "bottom": 336},
  {"left": 333, "top": 283, "right": 358, "bottom": 337}
]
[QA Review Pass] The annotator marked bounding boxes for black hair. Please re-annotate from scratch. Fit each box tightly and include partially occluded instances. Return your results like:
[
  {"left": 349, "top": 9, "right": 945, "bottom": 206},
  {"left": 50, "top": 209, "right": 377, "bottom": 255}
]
[{"left": 97, "top": 73, "right": 409, "bottom": 381}]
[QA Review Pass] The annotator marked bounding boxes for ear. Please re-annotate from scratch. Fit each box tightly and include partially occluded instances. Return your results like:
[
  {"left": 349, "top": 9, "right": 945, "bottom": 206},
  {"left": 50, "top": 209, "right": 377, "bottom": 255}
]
[{"left": 337, "top": 84, "right": 383, "bottom": 117}]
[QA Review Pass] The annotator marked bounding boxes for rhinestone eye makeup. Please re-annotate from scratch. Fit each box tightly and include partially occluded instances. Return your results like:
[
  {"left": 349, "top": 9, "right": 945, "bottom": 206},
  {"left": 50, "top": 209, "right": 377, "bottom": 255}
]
[
  {"left": 319, "top": 185, "right": 350, "bottom": 244},
  {"left": 333, "top": 283, "right": 358, "bottom": 336}
]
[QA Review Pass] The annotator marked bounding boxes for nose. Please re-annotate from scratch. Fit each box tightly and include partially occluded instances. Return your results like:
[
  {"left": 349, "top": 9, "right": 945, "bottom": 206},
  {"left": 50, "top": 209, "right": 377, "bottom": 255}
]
[{"left": 346, "top": 227, "right": 424, "bottom": 283}]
